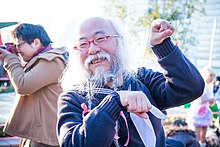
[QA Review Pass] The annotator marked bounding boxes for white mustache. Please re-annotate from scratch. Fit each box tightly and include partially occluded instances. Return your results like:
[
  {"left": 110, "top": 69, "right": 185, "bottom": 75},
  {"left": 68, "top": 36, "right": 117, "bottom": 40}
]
[{"left": 84, "top": 52, "right": 111, "bottom": 69}]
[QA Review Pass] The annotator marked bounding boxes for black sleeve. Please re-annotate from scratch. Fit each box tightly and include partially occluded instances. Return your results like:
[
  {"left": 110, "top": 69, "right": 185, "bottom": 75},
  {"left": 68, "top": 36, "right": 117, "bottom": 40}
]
[
  {"left": 57, "top": 91, "right": 123, "bottom": 147},
  {"left": 138, "top": 38, "right": 204, "bottom": 109}
]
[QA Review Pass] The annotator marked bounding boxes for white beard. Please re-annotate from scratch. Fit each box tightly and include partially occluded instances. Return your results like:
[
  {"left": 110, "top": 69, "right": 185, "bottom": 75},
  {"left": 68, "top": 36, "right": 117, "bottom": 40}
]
[{"left": 84, "top": 52, "right": 122, "bottom": 88}]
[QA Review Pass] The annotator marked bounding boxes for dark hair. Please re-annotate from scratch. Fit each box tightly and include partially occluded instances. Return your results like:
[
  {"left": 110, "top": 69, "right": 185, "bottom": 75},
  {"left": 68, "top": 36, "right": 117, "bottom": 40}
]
[
  {"left": 12, "top": 23, "right": 52, "bottom": 46},
  {"left": 173, "top": 120, "right": 188, "bottom": 127}
]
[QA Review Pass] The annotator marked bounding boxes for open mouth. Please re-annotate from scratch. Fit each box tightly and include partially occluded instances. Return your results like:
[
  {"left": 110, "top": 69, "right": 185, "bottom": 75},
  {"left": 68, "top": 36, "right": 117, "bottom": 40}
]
[
  {"left": 90, "top": 57, "right": 107, "bottom": 64},
  {"left": 84, "top": 52, "right": 111, "bottom": 69}
]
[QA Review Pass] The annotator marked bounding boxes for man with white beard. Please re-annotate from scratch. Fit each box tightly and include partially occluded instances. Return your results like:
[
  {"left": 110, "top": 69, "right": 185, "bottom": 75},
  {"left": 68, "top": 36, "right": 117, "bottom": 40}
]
[{"left": 57, "top": 17, "right": 204, "bottom": 147}]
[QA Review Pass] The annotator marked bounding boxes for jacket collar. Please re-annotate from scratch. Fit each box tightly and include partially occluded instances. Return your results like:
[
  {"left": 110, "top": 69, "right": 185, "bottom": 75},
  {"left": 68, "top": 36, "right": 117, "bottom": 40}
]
[{"left": 24, "top": 47, "right": 68, "bottom": 71}]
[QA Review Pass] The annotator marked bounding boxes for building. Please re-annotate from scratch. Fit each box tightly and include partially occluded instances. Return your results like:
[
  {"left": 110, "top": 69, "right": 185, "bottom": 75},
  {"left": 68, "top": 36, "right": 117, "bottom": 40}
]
[{"left": 193, "top": 0, "right": 220, "bottom": 75}]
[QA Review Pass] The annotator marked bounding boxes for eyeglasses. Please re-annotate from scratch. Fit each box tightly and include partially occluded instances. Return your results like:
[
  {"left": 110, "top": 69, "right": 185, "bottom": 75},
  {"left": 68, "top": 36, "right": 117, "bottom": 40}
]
[
  {"left": 74, "top": 34, "right": 121, "bottom": 51},
  {"left": 16, "top": 42, "right": 27, "bottom": 48}
]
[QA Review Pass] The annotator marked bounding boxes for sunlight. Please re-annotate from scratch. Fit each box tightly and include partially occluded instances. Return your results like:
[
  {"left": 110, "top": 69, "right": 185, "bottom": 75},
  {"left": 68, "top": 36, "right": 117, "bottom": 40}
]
[{"left": 1, "top": 0, "right": 105, "bottom": 47}]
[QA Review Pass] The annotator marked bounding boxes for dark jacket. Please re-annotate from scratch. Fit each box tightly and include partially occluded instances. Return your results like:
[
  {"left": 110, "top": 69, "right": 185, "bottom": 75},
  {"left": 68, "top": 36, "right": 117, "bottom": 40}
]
[
  {"left": 167, "top": 129, "right": 200, "bottom": 147},
  {"left": 57, "top": 38, "right": 204, "bottom": 147}
]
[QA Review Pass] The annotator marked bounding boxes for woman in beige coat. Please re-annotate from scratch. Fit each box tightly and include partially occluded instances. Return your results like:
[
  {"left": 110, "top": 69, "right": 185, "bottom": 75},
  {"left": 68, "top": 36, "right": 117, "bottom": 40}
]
[{"left": 0, "top": 23, "right": 69, "bottom": 147}]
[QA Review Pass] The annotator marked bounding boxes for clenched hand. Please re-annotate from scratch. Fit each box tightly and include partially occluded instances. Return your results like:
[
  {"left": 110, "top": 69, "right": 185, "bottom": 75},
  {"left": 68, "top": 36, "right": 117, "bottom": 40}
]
[
  {"left": 117, "top": 91, "right": 152, "bottom": 119},
  {"left": 150, "top": 19, "right": 175, "bottom": 46}
]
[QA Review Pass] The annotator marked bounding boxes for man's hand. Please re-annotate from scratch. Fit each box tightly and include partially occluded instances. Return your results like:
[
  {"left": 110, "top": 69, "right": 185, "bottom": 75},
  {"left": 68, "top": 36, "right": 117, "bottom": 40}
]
[
  {"left": 0, "top": 48, "right": 11, "bottom": 61},
  {"left": 117, "top": 91, "right": 152, "bottom": 119},
  {"left": 150, "top": 19, "right": 175, "bottom": 46}
]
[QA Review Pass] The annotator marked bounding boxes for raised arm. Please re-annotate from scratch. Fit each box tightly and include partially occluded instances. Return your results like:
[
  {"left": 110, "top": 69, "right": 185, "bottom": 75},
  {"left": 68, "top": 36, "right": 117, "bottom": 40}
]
[{"left": 137, "top": 19, "right": 205, "bottom": 109}]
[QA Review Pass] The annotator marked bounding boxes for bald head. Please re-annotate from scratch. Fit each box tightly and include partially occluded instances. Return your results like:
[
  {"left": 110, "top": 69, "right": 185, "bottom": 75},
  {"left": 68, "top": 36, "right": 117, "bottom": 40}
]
[
  {"left": 78, "top": 17, "right": 118, "bottom": 39},
  {"left": 61, "top": 17, "right": 130, "bottom": 89},
  {"left": 80, "top": 17, "right": 110, "bottom": 28},
  {"left": 73, "top": 17, "right": 129, "bottom": 88}
]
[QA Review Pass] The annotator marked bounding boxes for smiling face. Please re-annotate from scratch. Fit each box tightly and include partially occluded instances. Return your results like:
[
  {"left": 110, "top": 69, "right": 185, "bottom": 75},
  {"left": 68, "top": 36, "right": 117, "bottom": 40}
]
[
  {"left": 15, "top": 38, "right": 38, "bottom": 62},
  {"left": 77, "top": 17, "right": 123, "bottom": 86}
]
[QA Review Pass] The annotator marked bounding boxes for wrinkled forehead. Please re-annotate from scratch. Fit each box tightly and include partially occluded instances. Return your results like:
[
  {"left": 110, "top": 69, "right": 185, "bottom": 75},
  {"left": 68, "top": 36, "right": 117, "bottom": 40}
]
[{"left": 78, "top": 17, "right": 115, "bottom": 39}]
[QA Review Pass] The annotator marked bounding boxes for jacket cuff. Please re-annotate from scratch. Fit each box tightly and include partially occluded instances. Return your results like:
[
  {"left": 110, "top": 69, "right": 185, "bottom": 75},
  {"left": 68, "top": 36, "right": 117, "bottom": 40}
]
[
  {"left": 151, "top": 38, "right": 175, "bottom": 59},
  {"left": 97, "top": 92, "right": 124, "bottom": 121}
]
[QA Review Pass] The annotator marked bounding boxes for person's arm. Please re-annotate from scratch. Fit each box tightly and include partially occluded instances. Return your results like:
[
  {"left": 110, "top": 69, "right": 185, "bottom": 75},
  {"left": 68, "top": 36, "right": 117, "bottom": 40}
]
[
  {"left": 200, "top": 87, "right": 215, "bottom": 104},
  {"left": 57, "top": 91, "right": 123, "bottom": 147},
  {"left": 3, "top": 55, "right": 65, "bottom": 94},
  {"left": 138, "top": 38, "right": 204, "bottom": 109},
  {"left": 138, "top": 19, "right": 204, "bottom": 109}
]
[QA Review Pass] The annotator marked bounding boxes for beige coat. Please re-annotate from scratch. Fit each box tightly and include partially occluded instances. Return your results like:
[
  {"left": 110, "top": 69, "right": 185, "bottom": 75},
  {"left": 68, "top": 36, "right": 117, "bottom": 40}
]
[{"left": 3, "top": 47, "right": 68, "bottom": 146}]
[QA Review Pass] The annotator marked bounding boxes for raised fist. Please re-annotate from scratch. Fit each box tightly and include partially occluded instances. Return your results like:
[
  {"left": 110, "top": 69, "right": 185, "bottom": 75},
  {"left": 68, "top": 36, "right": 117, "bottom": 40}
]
[{"left": 150, "top": 19, "right": 175, "bottom": 46}]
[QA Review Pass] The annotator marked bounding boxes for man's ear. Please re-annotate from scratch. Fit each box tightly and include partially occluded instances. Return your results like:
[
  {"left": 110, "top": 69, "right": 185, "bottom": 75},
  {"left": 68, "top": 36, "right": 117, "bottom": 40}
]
[{"left": 32, "top": 38, "right": 42, "bottom": 48}]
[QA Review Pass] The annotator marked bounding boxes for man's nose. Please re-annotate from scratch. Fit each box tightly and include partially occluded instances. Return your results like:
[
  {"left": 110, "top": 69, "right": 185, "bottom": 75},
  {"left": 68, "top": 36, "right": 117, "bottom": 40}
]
[{"left": 88, "top": 43, "right": 101, "bottom": 55}]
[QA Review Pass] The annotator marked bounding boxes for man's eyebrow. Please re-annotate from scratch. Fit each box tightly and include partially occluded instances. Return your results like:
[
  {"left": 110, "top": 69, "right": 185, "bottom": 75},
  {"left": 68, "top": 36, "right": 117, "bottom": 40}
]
[
  {"left": 78, "top": 30, "right": 106, "bottom": 40},
  {"left": 94, "top": 30, "right": 105, "bottom": 35}
]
